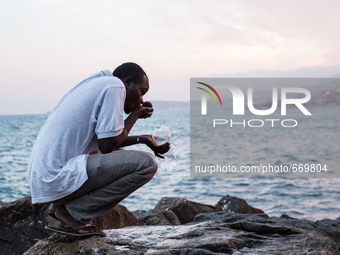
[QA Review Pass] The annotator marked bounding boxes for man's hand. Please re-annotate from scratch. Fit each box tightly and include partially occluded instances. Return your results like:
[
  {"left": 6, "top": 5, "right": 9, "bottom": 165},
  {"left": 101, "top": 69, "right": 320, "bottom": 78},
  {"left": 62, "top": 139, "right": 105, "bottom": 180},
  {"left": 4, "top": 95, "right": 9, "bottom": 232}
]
[
  {"left": 99, "top": 102, "right": 154, "bottom": 153},
  {"left": 141, "top": 135, "right": 170, "bottom": 158},
  {"left": 137, "top": 101, "right": 153, "bottom": 119}
]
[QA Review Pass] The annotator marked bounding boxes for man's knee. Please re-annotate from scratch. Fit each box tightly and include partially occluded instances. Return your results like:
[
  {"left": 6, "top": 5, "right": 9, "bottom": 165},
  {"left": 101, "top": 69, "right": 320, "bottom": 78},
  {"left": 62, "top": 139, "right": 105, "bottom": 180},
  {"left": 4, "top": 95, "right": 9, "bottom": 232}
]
[{"left": 138, "top": 151, "right": 158, "bottom": 177}]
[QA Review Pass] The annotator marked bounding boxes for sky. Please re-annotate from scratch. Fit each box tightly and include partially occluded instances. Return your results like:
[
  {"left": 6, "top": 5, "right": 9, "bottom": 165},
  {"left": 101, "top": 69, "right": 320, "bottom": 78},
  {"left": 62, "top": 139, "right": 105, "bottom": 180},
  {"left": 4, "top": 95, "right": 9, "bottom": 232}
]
[{"left": 1, "top": 0, "right": 340, "bottom": 114}]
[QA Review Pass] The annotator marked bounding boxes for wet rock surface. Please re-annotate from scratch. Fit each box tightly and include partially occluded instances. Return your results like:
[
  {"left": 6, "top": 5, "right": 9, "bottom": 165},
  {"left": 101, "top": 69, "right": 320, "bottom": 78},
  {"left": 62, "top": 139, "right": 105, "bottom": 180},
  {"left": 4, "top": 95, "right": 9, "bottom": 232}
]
[
  {"left": 1, "top": 195, "right": 339, "bottom": 255},
  {"left": 25, "top": 220, "right": 340, "bottom": 255}
]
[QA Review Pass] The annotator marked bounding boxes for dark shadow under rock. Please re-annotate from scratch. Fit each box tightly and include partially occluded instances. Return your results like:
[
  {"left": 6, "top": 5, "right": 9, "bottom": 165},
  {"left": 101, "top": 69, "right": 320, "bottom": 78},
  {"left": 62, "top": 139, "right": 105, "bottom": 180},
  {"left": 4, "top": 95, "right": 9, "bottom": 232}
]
[
  {"left": 227, "top": 221, "right": 301, "bottom": 236},
  {"left": 194, "top": 211, "right": 270, "bottom": 223}
]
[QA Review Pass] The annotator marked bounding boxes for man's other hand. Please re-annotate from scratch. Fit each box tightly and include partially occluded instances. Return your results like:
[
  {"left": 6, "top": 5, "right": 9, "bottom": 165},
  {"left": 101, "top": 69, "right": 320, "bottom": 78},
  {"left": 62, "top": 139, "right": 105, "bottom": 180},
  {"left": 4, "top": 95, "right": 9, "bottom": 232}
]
[{"left": 142, "top": 135, "right": 170, "bottom": 158}]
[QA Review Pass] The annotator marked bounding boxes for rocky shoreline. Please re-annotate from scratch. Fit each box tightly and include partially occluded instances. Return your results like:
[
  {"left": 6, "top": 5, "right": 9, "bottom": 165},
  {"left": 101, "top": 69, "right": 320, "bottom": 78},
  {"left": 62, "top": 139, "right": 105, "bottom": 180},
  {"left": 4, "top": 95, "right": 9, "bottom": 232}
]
[{"left": 0, "top": 195, "right": 339, "bottom": 254}]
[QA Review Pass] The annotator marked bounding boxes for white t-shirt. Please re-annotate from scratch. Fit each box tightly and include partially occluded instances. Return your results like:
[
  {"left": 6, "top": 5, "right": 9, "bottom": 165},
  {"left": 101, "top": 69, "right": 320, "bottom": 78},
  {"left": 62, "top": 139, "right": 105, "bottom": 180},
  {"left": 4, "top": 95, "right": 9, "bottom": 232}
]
[{"left": 27, "top": 70, "right": 125, "bottom": 204}]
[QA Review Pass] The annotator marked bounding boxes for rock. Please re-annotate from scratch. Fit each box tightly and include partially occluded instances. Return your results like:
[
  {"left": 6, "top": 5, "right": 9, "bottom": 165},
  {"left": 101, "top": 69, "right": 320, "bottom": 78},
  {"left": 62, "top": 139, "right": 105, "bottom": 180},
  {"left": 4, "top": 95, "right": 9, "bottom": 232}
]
[
  {"left": 132, "top": 209, "right": 171, "bottom": 226},
  {"left": 194, "top": 211, "right": 271, "bottom": 224},
  {"left": 25, "top": 220, "right": 340, "bottom": 255},
  {"left": 161, "top": 209, "right": 182, "bottom": 226},
  {"left": 132, "top": 209, "right": 181, "bottom": 226},
  {"left": 313, "top": 218, "right": 340, "bottom": 245},
  {"left": 194, "top": 211, "right": 340, "bottom": 245},
  {"left": 3, "top": 195, "right": 340, "bottom": 254},
  {"left": 24, "top": 234, "right": 119, "bottom": 255},
  {"left": 94, "top": 204, "right": 138, "bottom": 230},
  {"left": 155, "top": 197, "right": 216, "bottom": 224},
  {"left": 215, "top": 195, "right": 264, "bottom": 214},
  {"left": 280, "top": 213, "right": 295, "bottom": 219},
  {"left": 0, "top": 197, "right": 50, "bottom": 255},
  {"left": 0, "top": 197, "right": 138, "bottom": 255}
]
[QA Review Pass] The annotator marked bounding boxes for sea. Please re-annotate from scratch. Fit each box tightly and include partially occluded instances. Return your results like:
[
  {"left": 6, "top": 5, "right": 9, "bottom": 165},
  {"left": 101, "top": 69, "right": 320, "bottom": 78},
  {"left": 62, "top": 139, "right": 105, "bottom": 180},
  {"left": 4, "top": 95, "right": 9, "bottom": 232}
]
[{"left": 0, "top": 101, "right": 339, "bottom": 221}]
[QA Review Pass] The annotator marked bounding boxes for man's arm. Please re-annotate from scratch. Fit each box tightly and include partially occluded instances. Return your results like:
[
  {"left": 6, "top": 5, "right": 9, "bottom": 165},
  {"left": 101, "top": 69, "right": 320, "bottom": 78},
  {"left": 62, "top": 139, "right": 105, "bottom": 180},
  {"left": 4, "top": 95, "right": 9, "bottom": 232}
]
[
  {"left": 100, "top": 132, "right": 170, "bottom": 158},
  {"left": 118, "top": 135, "right": 146, "bottom": 147},
  {"left": 119, "top": 135, "right": 171, "bottom": 158},
  {"left": 98, "top": 106, "right": 152, "bottom": 153}
]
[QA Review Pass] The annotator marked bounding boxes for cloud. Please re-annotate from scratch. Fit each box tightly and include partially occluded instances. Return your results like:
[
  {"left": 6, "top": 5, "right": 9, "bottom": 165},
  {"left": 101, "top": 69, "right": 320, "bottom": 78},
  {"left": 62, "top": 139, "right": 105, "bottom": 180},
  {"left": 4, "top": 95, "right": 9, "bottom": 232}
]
[{"left": 1, "top": 0, "right": 340, "bottom": 114}]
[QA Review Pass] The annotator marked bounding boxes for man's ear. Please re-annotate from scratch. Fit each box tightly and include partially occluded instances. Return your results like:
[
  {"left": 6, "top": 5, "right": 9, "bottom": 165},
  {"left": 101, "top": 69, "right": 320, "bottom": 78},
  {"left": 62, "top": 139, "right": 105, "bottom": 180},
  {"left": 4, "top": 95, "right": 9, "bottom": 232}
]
[{"left": 123, "top": 76, "right": 132, "bottom": 88}]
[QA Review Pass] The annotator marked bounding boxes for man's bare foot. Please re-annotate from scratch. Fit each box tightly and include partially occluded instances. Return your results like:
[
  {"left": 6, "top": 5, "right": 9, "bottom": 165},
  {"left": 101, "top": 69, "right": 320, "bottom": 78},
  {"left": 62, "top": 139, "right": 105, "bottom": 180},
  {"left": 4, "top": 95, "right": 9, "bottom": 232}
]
[{"left": 54, "top": 204, "right": 83, "bottom": 227}]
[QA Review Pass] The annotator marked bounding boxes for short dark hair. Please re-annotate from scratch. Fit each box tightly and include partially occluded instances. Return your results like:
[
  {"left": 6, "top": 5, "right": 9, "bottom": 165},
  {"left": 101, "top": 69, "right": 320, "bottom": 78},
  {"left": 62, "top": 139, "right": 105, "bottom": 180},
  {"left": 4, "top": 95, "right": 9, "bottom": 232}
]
[{"left": 113, "top": 62, "right": 147, "bottom": 84}]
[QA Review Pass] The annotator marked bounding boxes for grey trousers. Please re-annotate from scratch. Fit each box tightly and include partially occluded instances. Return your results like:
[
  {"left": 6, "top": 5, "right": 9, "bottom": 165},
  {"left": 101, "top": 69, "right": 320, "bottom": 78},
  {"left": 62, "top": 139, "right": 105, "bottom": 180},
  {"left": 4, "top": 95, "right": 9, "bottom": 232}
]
[{"left": 54, "top": 150, "right": 157, "bottom": 223}]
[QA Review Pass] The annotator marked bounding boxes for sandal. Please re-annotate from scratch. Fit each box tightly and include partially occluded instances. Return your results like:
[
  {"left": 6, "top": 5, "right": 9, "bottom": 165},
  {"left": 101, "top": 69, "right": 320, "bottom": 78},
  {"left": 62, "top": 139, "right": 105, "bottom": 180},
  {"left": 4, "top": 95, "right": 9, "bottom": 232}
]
[
  {"left": 47, "top": 204, "right": 90, "bottom": 228},
  {"left": 45, "top": 224, "right": 106, "bottom": 237}
]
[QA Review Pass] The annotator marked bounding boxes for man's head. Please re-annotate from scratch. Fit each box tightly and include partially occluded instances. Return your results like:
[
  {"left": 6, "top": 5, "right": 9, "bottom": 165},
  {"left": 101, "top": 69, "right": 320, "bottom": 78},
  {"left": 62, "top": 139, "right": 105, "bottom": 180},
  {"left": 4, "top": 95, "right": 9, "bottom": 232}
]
[{"left": 113, "top": 62, "right": 149, "bottom": 114}]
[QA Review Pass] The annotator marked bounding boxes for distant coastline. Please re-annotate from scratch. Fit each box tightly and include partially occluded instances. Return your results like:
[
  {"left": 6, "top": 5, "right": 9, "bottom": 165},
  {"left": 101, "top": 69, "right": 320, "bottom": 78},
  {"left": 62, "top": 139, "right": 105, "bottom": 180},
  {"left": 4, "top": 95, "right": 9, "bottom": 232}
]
[{"left": 0, "top": 101, "right": 190, "bottom": 116}]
